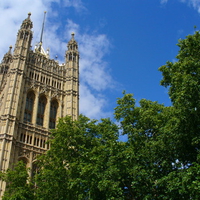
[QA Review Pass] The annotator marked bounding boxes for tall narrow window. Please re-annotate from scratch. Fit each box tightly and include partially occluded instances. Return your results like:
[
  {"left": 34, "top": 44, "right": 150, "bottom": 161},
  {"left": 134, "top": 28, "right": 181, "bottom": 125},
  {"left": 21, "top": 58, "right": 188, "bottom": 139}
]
[
  {"left": 24, "top": 92, "right": 35, "bottom": 122},
  {"left": 31, "top": 162, "right": 38, "bottom": 178},
  {"left": 49, "top": 100, "right": 58, "bottom": 129},
  {"left": 37, "top": 96, "right": 47, "bottom": 126}
]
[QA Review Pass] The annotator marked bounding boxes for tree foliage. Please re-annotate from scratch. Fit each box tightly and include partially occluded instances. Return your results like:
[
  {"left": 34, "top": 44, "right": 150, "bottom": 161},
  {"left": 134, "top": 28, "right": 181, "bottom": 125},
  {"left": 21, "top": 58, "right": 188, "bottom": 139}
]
[
  {"left": 159, "top": 31, "right": 200, "bottom": 165},
  {"left": 35, "top": 115, "right": 126, "bottom": 200},
  {"left": 2, "top": 31, "right": 200, "bottom": 199}
]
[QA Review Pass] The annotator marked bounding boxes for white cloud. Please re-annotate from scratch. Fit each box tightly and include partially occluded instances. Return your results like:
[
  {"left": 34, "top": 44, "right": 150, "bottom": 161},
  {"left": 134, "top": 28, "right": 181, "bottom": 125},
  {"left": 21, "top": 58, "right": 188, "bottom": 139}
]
[
  {"left": 0, "top": 0, "right": 58, "bottom": 59},
  {"left": 187, "top": 0, "right": 200, "bottom": 12},
  {"left": 0, "top": 0, "right": 114, "bottom": 119},
  {"left": 79, "top": 34, "right": 112, "bottom": 91},
  {"left": 80, "top": 85, "right": 112, "bottom": 119}
]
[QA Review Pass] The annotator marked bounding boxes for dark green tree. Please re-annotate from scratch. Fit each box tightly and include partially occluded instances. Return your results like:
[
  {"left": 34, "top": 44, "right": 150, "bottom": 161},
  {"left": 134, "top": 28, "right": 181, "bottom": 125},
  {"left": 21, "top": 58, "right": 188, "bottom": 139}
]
[
  {"left": 0, "top": 161, "right": 34, "bottom": 200},
  {"left": 159, "top": 31, "right": 200, "bottom": 164},
  {"left": 115, "top": 93, "right": 177, "bottom": 199},
  {"left": 157, "top": 30, "right": 200, "bottom": 199}
]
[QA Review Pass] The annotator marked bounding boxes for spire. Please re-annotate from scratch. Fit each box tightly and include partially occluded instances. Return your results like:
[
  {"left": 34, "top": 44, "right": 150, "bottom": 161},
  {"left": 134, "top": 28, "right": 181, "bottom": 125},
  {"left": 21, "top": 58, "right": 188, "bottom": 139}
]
[
  {"left": 66, "top": 33, "right": 79, "bottom": 63},
  {"left": 8, "top": 46, "right": 12, "bottom": 54},
  {"left": 20, "top": 12, "right": 33, "bottom": 30},
  {"left": 71, "top": 32, "right": 75, "bottom": 40},
  {"left": 67, "top": 32, "right": 78, "bottom": 51},
  {"left": 38, "top": 11, "right": 47, "bottom": 52},
  {"left": 69, "top": 33, "right": 77, "bottom": 43}
]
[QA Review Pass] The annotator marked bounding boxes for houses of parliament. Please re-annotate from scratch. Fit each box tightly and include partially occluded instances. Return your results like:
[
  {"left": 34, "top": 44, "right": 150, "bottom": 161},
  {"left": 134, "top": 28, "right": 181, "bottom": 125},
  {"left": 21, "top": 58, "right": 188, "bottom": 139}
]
[{"left": 0, "top": 13, "right": 79, "bottom": 197}]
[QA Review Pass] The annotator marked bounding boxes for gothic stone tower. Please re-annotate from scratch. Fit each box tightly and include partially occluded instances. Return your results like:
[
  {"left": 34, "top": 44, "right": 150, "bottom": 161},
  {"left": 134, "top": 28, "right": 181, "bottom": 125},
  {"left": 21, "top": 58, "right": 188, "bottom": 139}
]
[{"left": 0, "top": 13, "right": 79, "bottom": 197}]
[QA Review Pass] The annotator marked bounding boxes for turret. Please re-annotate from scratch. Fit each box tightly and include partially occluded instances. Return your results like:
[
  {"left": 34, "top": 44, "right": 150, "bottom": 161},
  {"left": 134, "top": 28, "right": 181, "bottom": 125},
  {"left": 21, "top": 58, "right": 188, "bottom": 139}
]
[
  {"left": 64, "top": 33, "right": 79, "bottom": 120},
  {"left": 1, "top": 46, "right": 13, "bottom": 65},
  {"left": 0, "top": 46, "right": 12, "bottom": 92}
]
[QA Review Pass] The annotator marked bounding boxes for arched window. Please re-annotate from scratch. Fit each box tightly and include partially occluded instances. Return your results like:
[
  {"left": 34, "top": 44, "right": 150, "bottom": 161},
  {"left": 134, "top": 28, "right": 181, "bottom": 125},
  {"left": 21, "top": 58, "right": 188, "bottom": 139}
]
[
  {"left": 69, "top": 53, "right": 72, "bottom": 61},
  {"left": 37, "top": 96, "right": 47, "bottom": 126},
  {"left": 24, "top": 91, "right": 35, "bottom": 122},
  {"left": 49, "top": 100, "right": 58, "bottom": 129}
]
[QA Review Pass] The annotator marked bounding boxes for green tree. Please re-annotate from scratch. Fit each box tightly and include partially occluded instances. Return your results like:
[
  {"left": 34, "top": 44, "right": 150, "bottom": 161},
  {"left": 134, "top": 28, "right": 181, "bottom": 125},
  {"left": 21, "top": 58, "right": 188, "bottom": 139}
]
[
  {"left": 0, "top": 161, "right": 34, "bottom": 200},
  {"left": 113, "top": 31, "right": 200, "bottom": 199},
  {"left": 159, "top": 31, "right": 200, "bottom": 164},
  {"left": 115, "top": 93, "right": 177, "bottom": 199},
  {"left": 2, "top": 31, "right": 200, "bottom": 200},
  {"left": 35, "top": 115, "right": 127, "bottom": 200},
  {"left": 157, "top": 30, "right": 200, "bottom": 199}
]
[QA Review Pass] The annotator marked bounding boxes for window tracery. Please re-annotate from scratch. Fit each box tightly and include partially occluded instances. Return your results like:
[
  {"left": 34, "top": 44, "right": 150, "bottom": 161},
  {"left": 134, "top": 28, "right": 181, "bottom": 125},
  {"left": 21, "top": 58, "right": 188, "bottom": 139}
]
[
  {"left": 37, "top": 95, "right": 47, "bottom": 126},
  {"left": 49, "top": 100, "right": 58, "bottom": 129},
  {"left": 24, "top": 91, "right": 35, "bottom": 122}
]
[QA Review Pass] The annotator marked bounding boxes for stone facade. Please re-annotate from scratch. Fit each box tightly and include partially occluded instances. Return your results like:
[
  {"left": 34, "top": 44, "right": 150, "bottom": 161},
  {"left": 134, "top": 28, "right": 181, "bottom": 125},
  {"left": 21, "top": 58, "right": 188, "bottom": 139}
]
[{"left": 0, "top": 13, "right": 79, "bottom": 197}]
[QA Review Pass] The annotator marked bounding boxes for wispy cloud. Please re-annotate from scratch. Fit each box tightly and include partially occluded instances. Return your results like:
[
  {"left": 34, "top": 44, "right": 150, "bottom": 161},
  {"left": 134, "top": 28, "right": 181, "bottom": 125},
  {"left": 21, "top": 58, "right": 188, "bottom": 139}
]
[
  {"left": 162, "top": 0, "right": 200, "bottom": 13},
  {"left": 0, "top": 0, "right": 114, "bottom": 119},
  {"left": 160, "top": 0, "right": 168, "bottom": 4},
  {"left": 63, "top": 0, "right": 87, "bottom": 13},
  {"left": 186, "top": 0, "right": 200, "bottom": 13}
]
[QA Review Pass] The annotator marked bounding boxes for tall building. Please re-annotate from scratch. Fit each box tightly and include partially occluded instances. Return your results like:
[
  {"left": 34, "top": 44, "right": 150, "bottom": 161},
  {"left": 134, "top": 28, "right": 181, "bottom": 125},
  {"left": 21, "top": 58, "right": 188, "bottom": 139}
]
[{"left": 0, "top": 13, "right": 79, "bottom": 197}]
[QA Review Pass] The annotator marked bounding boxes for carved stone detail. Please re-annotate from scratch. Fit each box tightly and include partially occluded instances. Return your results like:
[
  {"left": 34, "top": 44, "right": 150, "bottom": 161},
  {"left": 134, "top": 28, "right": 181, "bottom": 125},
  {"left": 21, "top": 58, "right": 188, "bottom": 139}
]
[
  {"left": 40, "top": 85, "right": 48, "bottom": 95},
  {"left": 52, "top": 88, "right": 59, "bottom": 98},
  {"left": 30, "top": 79, "right": 36, "bottom": 89},
  {"left": 18, "top": 149, "right": 30, "bottom": 159}
]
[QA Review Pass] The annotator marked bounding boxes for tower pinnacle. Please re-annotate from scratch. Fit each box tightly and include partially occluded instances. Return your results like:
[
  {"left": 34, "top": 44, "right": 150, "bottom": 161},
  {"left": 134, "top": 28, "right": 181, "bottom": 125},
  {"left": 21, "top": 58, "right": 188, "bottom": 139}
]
[
  {"left": 28, "top": 12, "right": 31, "bottom": 18},
  {"left": 20, "top": 12, "right": 33, "bottom": 30}
]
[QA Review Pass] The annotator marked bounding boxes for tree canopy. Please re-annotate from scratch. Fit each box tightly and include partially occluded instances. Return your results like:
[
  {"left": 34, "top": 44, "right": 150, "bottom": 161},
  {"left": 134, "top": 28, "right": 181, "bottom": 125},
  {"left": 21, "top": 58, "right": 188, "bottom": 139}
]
[{"left": 1, "top": 31, "right": 200, "bottom": 200}]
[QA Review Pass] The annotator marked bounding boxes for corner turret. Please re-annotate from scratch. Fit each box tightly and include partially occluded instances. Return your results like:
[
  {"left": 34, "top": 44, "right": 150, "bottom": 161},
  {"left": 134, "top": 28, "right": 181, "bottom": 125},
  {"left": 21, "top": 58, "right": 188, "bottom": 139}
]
[
  {"left": 1, "top": 46, "right": 13, "bottom": 64},
  {"left": 0, "top": 46, "right": 12, "bottom": 93},
  {"left": 13, "top": 13, "right": 33, "bottom": 57},
  {"left": 66, "top": 33, "right": 79, "bottom": 64},
  {"left": 64, "top": 33, "right": 79, "bottom": 120}
]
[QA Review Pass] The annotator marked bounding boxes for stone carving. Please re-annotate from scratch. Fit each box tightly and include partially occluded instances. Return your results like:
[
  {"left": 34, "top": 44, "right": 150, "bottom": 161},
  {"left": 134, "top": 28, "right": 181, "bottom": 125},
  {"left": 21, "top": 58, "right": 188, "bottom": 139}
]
[
  {"left": 52, "top": 88, "right": 59, "bottom": 98},
  {"left": 30, "top": 79, "right": 36, "bottom": 89},
  {"left": 40, "top": 85, "right": 48, "bottom": 94}
]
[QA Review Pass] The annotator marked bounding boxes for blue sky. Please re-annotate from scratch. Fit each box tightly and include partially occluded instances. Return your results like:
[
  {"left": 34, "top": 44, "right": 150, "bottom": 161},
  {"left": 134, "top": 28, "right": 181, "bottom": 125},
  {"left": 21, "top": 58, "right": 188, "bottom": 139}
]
[{"left": 1, "top": 0, "right": 200, "bottom": 119}]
